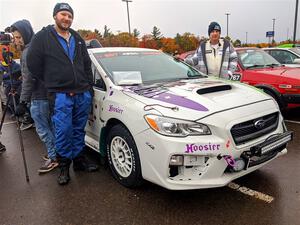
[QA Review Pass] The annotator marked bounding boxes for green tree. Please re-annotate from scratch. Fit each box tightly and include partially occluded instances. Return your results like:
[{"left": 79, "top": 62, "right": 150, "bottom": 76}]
[
  {"left": 103, "top": 25, "right": 112, "bottom": 38},
  {"left": 151, "top": 26, "right": 163, "bottom": 40},
  {"left": 233, "top": 39, "right": 241, "bottom": 47},
  {"left": 133, "top": 28, "right": 140, "bottom": 38}
]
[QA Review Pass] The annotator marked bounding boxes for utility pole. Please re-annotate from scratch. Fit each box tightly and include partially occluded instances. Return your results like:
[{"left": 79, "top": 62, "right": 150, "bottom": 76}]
[
  {"left": 225, "top": 13, "right": 230, "bottom": 37},
  {"left": 246, "top": 31, "right": 248, "bottom": 45},
  {"left": 122, "top": 0, "right": 132, "bottom": 35},
  {"left": 272, "top": 18, "right": 276, "bottom": 43},
  {"left": 293, "top": 0, "right": 299, "bottom": 43}
]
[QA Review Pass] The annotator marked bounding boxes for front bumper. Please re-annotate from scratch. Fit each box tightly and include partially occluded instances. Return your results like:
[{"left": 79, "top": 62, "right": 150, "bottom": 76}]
[{"left": 134, "top": 102, "right": 290, "bottom": 190}]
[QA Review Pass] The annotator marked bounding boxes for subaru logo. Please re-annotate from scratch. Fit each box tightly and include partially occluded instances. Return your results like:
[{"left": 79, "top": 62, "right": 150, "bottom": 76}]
[{"left": 254, "top": 119, "right": 266, "bottom": 129}]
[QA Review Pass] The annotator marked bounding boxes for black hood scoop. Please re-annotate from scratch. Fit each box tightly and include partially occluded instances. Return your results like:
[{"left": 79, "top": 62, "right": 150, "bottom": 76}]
[{"left": 196, "top": 84, "right": 232, "bottom": 95}]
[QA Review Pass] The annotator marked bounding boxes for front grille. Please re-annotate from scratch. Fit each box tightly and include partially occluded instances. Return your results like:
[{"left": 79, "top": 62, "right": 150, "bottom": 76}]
[{"left": 231, "top": 112, "right": 279, "bottom": 145}]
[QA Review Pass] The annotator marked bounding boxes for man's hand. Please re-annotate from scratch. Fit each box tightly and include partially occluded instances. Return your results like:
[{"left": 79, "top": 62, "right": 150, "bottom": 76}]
[{"left": 15, "top": 102, "right": 28, "bottom": 116}]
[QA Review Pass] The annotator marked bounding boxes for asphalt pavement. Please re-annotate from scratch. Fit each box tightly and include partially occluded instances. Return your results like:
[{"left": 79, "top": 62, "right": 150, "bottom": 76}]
[{"left": 0, "top": 109, "right": 299, "bottom": 225}]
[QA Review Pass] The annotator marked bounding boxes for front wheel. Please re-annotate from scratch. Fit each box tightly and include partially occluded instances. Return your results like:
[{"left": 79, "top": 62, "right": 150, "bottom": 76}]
[{"left": 106, "top": 124, "right": 143, "bottom": 188}]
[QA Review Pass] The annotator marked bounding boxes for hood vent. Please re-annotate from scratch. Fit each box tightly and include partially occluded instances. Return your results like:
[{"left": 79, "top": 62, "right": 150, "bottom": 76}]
[{"left": 196, "top": 85, "right": 232, "bottom": 95}]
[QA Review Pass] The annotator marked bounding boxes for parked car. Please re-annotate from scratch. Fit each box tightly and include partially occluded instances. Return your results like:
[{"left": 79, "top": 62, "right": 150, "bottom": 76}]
[
  {"left": 177, "top": 50, "right": 195, "bottom": 60},
  {"left": 85, "top": 47, "right": 292, "bottom": 190},
  {"left": 234, "top": 48, "right": 300, "bottom": 111},
  {"left": 264, "top": 47, "right": 300, "bottom": 67}
]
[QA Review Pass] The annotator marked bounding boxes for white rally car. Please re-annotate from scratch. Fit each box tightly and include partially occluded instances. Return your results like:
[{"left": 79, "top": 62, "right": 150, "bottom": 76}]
[{"left": 85, "top": 47, "right": 292, "bottom": 190}]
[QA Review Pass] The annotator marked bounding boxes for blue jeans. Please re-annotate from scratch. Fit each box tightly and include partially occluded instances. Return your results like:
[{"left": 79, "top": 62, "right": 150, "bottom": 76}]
[
  {"left": 30, "top": 99, "right": 57, "bottom": 160},
  {"left": 52, "top": 91, "right": 92, "bottom": 159}
]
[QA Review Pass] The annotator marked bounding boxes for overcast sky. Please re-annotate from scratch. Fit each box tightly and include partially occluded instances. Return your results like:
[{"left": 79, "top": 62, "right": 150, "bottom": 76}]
[{"left": 0, "top": 0, "right": 298, "bottom": 43}]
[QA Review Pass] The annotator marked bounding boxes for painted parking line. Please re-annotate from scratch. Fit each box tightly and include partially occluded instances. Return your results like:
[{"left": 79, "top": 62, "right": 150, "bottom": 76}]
[
  {"left": 227, "top": 182, "right": 274, "bottom": 203},
  {"left": 284, "top": 120, "right": 300, "bottom": 125}
]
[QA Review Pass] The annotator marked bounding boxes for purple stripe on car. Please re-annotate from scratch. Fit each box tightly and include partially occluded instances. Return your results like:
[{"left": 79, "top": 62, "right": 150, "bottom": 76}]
[{"left": 153, "top": 92, "right": 208, "bottom": 111}]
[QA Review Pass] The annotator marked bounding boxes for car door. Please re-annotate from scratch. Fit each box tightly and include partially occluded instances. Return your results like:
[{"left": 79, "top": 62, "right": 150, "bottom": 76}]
[{"left": 85, "top": 63, "right": 106, "bottom": 152}]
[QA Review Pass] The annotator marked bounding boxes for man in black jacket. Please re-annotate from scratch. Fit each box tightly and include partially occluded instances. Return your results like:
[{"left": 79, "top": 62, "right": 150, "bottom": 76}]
[{"left": 27, "top": 3, "right": 98, "bottom": 185}]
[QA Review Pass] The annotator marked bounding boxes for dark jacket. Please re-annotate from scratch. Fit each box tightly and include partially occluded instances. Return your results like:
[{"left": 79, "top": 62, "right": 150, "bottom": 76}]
[
  {"left": 0, "top": 60, "right": 22, "bottom": 87},
  {"left": 11, "top": 19, "right": 47, "bottom": 102},
  {"left": 26, "top": 25, "right": 93, "bottom": 93}
]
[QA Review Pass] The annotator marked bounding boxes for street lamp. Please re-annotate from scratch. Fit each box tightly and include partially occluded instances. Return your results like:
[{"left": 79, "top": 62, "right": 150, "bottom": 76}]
[
  {"left": 122, "top": 0, "right": 132, "bottom": 35},
  {"left": 272, "top": 18, "right": 276, "bottom": 43},
  {"left": 225, "top": 13, "right": 230, "bottom": 37},
  {"left": 293, "top": 0, "right": 299, "bottom": 43},
  {"left": 246, "top": 32, "right": 248, "bottom": 45}
]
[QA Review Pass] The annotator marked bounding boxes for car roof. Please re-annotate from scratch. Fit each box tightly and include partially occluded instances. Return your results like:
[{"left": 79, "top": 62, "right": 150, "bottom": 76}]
[
  {"left": 263, "top": 47, "right": 292, "bottom": 50},
  {"left": 88, "top": 47, "right": 160, "bottom": 54},
  {"left": 235, "top": 47, "right": 260, "bottom": 51}
]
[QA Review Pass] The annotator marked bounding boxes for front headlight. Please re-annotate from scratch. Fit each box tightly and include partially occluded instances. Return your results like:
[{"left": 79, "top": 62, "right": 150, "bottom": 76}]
[{"left": 144, "top": 114, "right": 211, "bottom": 137}]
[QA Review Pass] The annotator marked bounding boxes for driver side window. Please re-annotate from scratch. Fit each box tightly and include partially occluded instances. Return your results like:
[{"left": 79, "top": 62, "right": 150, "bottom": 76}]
[{"left": 92, "top": 64, "right": 106, "bottom": 91}]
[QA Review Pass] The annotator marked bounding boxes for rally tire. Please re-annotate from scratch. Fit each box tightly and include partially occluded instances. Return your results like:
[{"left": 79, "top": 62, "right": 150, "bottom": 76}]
[{"left": 106, "top": 124, "right": 143, "bottom": 188}]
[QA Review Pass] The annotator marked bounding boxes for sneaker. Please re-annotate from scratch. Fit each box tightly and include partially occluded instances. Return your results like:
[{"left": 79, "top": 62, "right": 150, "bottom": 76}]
[
  {"left": 20, "top": 122, "right": 34, "bottom": 131},
  {"left": 38, "top": 159, "right": 59, "bottom": 173},
  {"left": 42, "top": 155, "right": 49, "bottom": 161},
  {"left": 0, "top": 142, "right": 6, "bottom": 153}
]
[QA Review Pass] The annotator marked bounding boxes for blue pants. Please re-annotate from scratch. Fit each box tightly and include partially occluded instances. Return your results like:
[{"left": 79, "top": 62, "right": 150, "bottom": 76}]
[
  {"left": 30, "top": 99, "right": 57, "bottom": 160},
  {"left": 52, "top": 91, "right": 92, "bottom": 159}
]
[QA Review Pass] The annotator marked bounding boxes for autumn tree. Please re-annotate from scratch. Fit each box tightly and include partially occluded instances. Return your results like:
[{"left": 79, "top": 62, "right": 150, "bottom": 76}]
[
  {"left": 175, "top": 32, "right": 199, "bottom": 53},
  {"left": 139, "top": 34, "right": 158, "bottom": 49},
  {"left": 111, "top": 32, "right": 139, "bottom": 47},
  {"left": 160, "top": 38, "right": 179, "bottom": 54}
]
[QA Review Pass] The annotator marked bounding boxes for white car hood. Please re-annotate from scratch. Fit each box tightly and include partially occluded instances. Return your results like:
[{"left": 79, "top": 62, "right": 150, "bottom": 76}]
[{"left": 122, "top": 78, "right": 272, "bottom": 120}]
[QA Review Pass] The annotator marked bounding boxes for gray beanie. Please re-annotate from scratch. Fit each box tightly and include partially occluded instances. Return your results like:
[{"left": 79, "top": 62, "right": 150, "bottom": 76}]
[{"left": 53, "top": 3, "right": 73, "bottom": 17}]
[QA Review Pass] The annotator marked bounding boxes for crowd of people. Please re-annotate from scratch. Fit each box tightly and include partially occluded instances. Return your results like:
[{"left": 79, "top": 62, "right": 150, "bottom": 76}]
[
  {"left": 0, "top": 2, "right": 237, "bottom": 185},
  {"left": 0, "top": 2, "right": 98, "bottom": 185}
]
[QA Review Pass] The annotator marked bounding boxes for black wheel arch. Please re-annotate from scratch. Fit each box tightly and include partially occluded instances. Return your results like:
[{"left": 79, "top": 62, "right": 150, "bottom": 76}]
[{"left": 254, "top": 84, "right": 286, "bottom": 109}]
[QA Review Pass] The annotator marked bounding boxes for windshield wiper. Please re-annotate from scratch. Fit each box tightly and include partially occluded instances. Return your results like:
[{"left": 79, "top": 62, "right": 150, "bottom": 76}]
[
  {"left": 245, "top": 64, "right": 263, "bottom": 69},
  {"left": 265, "top": 63, "right": 281, "bottom": 68},
  {"left": 186, "top": 74, "right": 206, "bottom": 79}
]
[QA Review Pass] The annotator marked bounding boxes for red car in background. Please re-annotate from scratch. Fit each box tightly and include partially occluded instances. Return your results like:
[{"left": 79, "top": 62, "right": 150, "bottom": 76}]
[
  {"left": 235, "top": 48, "right": 300, "bottom": 111},
  {"left": 179, "top": 48, "right": 300, "bottom": 111}
]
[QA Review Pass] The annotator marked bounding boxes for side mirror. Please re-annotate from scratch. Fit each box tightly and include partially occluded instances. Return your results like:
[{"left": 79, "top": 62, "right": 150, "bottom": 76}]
[{"left": 293, "top": 58, "right": 300, "bottom": 64}]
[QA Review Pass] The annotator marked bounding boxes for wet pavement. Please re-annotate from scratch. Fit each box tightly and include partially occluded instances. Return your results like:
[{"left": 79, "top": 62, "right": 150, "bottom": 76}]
[{"left": 0, "top": 110, "right": 299, "bottom": 225}]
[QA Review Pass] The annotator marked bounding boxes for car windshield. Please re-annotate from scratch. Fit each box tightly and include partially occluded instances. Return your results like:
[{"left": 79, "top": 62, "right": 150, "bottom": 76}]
[
  {"left": 93, "top": 51, "right": 205, "bottom": 85},
  {"left": 238, "top": 49, "right": 281, "bottom": 69}
]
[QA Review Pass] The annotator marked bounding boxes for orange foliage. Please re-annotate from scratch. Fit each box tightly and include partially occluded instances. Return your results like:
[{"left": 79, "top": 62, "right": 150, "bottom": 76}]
[{"left": 160, "top": 38, "right": 179, "bottom": 54}]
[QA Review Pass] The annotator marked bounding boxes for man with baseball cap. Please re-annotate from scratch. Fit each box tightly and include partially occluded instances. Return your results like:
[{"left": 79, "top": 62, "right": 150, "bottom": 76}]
[
  {"left": 27, "top": 2, "right": 98, "bottom": 185},
  {"left": 185, "top": 22, "right": 238, "bottom": 79}
]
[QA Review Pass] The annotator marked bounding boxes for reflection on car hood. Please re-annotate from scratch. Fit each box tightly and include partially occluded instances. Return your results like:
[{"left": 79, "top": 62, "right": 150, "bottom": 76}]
[{"left": 122, "top": 78, "right": 271, "bottom": 120}]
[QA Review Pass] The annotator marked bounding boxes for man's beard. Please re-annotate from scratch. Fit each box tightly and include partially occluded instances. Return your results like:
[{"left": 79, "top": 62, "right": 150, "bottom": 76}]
[{"left": 56, "top": 21, "right": 71, "bottom": 31}]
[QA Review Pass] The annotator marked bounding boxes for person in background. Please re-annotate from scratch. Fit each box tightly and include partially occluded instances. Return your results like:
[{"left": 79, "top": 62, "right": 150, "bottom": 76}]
[
  {"left": 0, "top": 56, "right": 22, "bottom": 116},
  {"left": 185, "top": 22, "right": 238, "bottom": 79},
  {"left": 27, "top": 3, "right": 98, "bottom": 185},
  {"left": 11, "top": 19, "right": 58, "bottom": 173}
]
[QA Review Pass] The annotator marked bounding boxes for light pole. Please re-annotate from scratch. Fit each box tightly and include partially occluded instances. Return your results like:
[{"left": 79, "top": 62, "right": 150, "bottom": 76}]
[
  {"left": 225, "top": 13, "right": 230, "bottom": 38},
  {"left": 293, "top": 0, "right": 299, "bottom": 43},
  {"left": 246, "top": 32, "right": 248, "bottom": 45},
  {"left": 122, "top": 0, "right": 132, "bottom": 34},
  {"left": 272, "top": 18, "right": 276, "bottom": 43}
]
